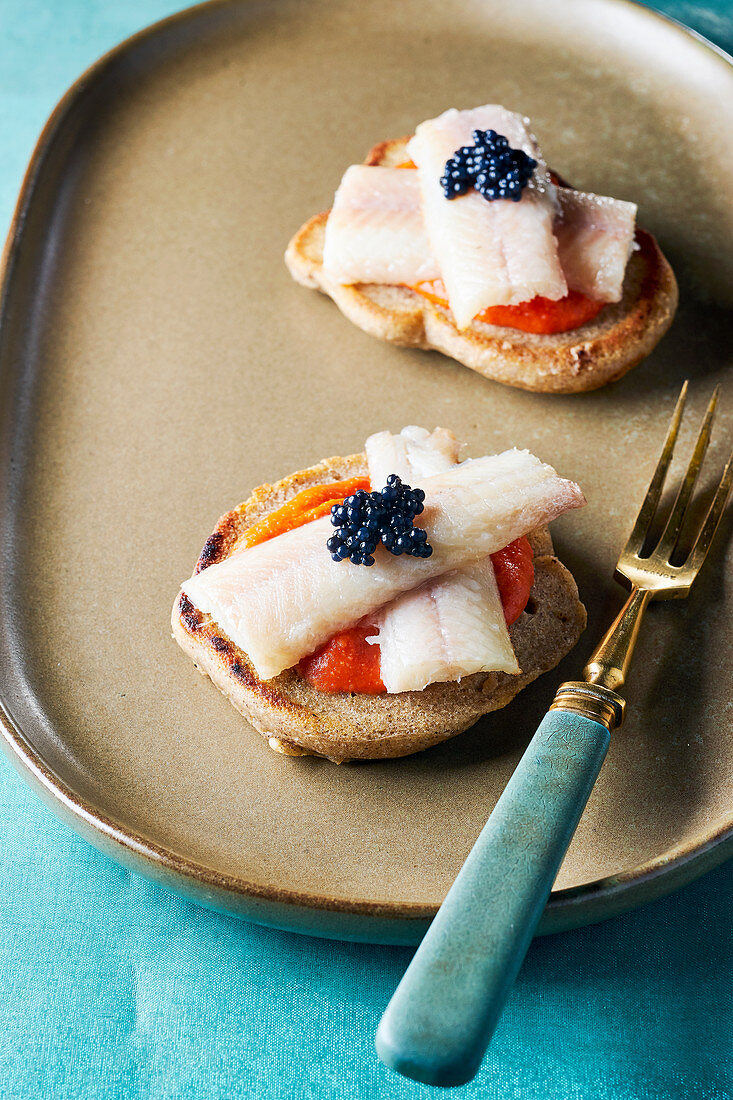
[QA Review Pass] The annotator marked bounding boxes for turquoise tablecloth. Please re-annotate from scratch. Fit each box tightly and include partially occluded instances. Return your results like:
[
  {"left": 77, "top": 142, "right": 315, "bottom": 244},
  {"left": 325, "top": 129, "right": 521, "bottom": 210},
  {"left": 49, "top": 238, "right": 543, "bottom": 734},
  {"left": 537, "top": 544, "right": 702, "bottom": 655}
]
[{"left": 1, "top": 3, "right": 731, "bottom": 1097}]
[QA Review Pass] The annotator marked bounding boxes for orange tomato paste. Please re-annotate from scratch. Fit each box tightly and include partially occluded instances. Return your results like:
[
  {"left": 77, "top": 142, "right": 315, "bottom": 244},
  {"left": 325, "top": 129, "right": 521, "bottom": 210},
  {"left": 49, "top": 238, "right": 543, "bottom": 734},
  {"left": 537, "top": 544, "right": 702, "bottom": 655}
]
[
  {"left": 410, "top": 280, "right": 605, "bottom": 335},
  {"left": 297, "top": 621, "right": 383, "bottom": 694},
  {"left": 242, "top": 478, "right": 370, "bottom": 549},
  {"left": 492, "top": 536, "right": 534, "bottom": 627}
]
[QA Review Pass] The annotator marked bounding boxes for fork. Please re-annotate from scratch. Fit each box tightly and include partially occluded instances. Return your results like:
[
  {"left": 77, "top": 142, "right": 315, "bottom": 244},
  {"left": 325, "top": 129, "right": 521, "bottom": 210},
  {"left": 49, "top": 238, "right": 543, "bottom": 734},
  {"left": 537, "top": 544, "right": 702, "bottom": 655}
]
[{"left": 375, "top": 382, "right": 732, "bottom": 1087}]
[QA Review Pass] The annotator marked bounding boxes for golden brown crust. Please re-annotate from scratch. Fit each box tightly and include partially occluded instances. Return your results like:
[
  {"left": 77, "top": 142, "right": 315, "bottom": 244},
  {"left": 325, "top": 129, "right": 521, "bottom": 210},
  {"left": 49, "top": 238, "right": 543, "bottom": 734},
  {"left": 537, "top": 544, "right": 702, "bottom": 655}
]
[
  {"left": 284, "top": 138, "right": 679, "bottom": 394},
  {"left": 172, "top": 454, "right": 586, "bottom": 762}
]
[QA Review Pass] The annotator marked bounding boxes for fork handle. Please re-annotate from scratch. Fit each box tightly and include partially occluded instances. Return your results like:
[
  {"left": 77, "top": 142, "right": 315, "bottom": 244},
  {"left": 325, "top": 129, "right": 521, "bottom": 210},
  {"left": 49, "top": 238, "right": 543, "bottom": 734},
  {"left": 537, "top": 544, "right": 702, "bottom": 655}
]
[{"left": 375, "top": 708, "right": 611, "bottom": 1087}]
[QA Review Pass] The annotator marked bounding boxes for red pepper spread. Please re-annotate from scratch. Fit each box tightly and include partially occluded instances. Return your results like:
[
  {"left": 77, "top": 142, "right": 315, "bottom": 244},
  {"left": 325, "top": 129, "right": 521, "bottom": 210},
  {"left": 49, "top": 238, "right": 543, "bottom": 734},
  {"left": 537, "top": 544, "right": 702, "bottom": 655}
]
[
  {"left": 410, "top": 281, "right": 605, "bottom": 335},
  {"left": 244, "top": 478, "right": 534, "bottom": 694}
]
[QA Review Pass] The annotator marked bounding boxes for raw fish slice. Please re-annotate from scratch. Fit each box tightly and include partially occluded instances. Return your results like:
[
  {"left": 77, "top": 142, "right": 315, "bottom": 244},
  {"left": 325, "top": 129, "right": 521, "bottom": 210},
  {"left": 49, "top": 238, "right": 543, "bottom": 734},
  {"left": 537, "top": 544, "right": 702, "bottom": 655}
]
[
  {"left": 375, "top": 560, "right": 519, "bottom": 692},
  {"left": 408, "top": 106, "right": 566, "bottom": 328},
  {"left": 365, "top": 427, "right": 518, "bottom": 692},
  {"left": 322, "top": 143, "right": 634, "bottom": 307},
  {"left": 554, "top": 189, "right": 637, "bottom": 302},
  {"left": 182, "top": 450, "right": 584, "bottom": 680},
  {"left": 365, "top": 425, "right": 460, "bottom": 487},
  {"left": 322, "top": 166, "right": 439, "bottom": 285}
]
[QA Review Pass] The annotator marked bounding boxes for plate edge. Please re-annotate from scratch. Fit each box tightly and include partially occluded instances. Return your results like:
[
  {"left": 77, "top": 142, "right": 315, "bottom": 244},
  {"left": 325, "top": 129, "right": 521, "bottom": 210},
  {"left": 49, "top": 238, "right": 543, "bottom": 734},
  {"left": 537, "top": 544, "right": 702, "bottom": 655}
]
[{"left": 0, "top": 0, "right": 731, "bottom": 939}]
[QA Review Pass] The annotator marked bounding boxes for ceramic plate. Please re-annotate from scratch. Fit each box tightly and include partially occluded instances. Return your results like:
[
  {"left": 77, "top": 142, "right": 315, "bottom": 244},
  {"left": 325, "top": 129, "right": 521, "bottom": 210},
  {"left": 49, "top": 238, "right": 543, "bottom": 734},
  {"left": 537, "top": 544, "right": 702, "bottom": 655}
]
[{"left": 0, "top": 0, "right": 731, "bottom": 944}]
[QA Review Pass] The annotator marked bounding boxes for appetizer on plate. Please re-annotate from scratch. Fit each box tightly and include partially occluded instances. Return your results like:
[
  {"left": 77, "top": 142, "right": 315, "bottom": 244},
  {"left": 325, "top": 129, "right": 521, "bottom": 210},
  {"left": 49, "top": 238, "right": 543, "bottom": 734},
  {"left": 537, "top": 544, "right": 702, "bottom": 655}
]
[
  {"left": 286, "top": 105, "right": 678, "bottom": 394},
  {"left": 173, "top": 427, "right": 587, "bottom": 762}
]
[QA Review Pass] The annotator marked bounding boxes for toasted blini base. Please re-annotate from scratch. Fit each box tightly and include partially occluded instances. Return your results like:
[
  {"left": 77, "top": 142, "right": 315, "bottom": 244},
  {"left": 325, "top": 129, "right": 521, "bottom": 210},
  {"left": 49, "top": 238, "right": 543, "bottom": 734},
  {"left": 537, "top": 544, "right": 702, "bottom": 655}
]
[
  {"left": 285, "top": 138, "right": 678, "bottom": 395},
  {"left": 172, "top": 453, "right": 587, "bottom": 762}
]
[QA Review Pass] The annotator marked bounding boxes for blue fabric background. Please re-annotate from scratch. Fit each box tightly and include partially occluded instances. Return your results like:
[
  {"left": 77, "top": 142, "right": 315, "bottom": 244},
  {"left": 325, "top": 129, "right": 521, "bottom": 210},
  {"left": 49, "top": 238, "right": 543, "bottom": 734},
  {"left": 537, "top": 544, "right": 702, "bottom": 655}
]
[{"left": 1, "top": 3, "right": 731, "bottom": 1097}]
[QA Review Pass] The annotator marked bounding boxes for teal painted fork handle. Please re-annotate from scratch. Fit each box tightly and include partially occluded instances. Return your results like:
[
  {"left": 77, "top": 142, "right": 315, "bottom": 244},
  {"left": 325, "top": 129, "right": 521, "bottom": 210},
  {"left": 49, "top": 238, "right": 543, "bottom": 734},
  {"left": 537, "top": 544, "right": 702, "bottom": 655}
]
[{"left": 375, "top": 709, "right": 611, "bottom": 1087}]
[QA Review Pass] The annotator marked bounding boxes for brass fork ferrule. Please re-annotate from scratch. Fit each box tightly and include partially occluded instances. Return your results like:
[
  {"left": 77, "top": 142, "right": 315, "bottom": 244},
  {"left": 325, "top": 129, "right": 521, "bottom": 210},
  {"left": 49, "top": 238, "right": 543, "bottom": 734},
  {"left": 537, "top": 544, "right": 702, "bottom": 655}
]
[{"left": 550, "top": 681, "right": 626, "bottom": 730}]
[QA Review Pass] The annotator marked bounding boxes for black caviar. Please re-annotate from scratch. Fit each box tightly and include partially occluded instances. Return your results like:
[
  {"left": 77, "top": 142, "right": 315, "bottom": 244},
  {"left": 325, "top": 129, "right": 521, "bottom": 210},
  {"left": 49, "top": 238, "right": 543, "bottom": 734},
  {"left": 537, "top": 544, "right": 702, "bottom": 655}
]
[
  {"left": 440, "top": 129, "right": 536, "bottom": 203},
  {"left": 327, "top": 475, "right": 433, "bottom": 566}
]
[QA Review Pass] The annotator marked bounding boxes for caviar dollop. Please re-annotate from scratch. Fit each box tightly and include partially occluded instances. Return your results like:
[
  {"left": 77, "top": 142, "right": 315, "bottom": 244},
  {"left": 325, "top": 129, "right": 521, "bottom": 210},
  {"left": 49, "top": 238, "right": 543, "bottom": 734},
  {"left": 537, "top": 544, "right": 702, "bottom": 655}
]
[
  {"left": 327, "top": 475, "right": 433, "bottom": 566},
  {"left": 441, "top": 129, "right": 536, "bottom": 203}
]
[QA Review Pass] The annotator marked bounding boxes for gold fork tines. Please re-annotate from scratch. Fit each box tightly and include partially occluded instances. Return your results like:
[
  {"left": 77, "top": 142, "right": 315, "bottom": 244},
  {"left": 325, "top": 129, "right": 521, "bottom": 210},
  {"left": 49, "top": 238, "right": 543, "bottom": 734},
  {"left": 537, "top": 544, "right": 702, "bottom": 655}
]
[
  {"left": 618, "top": 382, "right": 731, "bottom": 594},
  {"left": 552, "top": 382, "right": 732, "bottom": 730}
]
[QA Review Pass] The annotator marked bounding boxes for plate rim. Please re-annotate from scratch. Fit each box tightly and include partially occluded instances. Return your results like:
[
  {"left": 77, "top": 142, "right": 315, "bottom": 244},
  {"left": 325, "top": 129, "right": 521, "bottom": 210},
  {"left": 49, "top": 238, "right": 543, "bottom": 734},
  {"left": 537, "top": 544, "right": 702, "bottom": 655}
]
[{"left": 1, "top": 0, "right": 731, "bottom": 940}]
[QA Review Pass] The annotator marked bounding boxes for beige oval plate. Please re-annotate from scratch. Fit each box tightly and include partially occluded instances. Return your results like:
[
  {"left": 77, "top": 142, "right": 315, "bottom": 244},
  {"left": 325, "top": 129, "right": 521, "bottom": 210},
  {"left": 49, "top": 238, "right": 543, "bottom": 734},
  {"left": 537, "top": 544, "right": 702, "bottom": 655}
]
[{"left": 0, "top": 0, "right": 731, "bottom": 944}]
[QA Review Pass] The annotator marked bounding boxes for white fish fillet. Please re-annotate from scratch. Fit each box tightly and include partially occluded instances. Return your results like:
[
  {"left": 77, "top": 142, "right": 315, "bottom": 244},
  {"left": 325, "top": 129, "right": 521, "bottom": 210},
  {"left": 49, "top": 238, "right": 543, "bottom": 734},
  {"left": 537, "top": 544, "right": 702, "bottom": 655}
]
[
  {"left": 321, "top": 166, "right": 635, "bottom": 308},
  {"left": 554, "top": 189, "right": 637, "bottom": 302},
  {"left": 365, "top": 428, "right": 518, "bottom": 693},
  {"left": 375, "top": 560, "right": 519, "bottom": 692},
  {"left": 182, "top": 449, "right": 585, "bottom": 680},
  {"left": 365, "top": 425, "right": 460, "bottom": 486},
  {"left": 408, "top": 106, "right": 567, "bottom": 328},
  {"left": 322, "top": 165, "right": 439, "bottom": 285}
]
